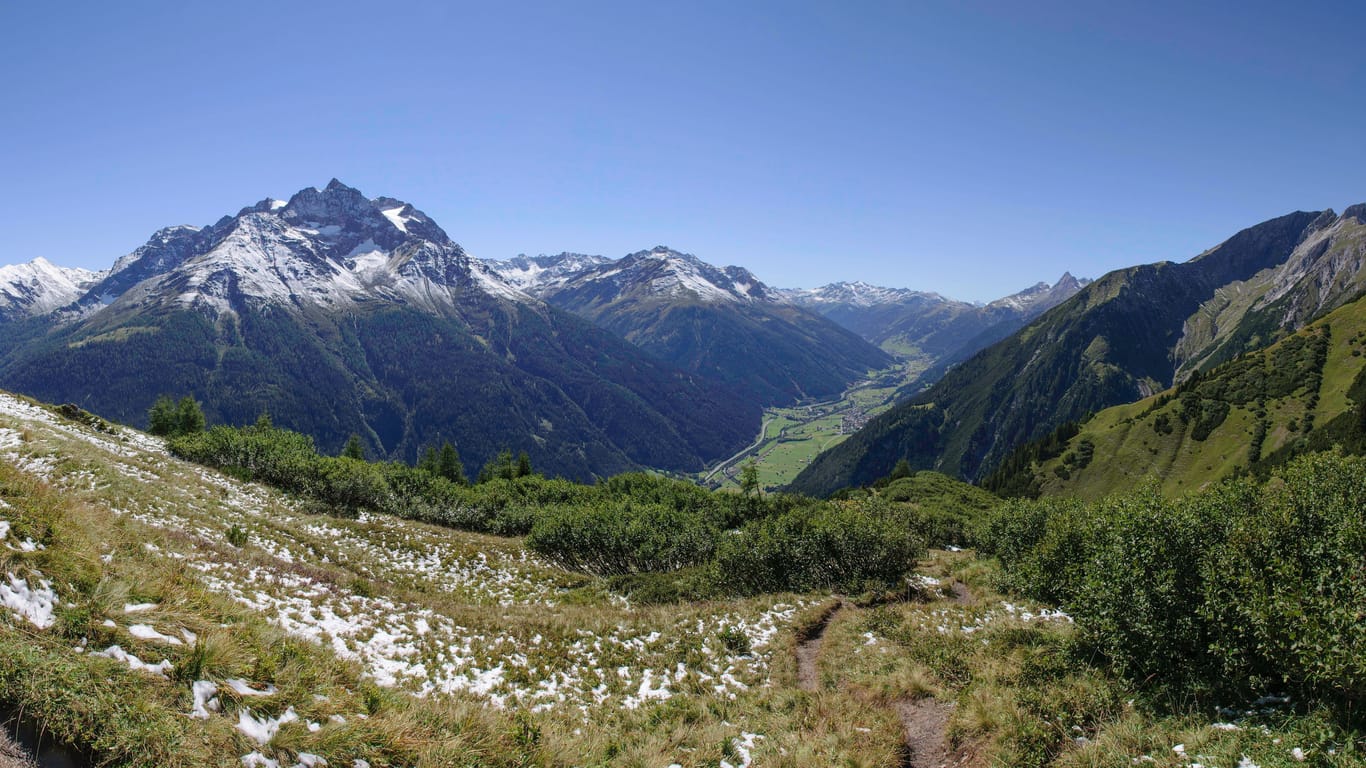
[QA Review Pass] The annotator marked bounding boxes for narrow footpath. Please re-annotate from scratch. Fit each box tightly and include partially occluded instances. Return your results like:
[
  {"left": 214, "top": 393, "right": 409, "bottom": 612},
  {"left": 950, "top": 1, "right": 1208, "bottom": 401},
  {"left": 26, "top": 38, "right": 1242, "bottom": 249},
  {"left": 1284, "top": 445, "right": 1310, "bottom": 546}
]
[{"left": 796, "top": 581, "right": 976, "bottom": 768}]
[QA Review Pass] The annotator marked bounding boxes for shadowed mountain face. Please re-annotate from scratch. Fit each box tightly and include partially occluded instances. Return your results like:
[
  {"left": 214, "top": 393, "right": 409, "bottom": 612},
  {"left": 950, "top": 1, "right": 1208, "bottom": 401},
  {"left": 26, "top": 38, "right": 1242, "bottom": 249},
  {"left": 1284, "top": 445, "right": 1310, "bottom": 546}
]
[
  {"left": 0, "top": 181, "right": 759, "bottom": 480},
  {"left": 488, "top": 246, "right": 894, "bottom": 406},
  {"left": 789, "top": 208, "right": 1342, "bottom": 496}
]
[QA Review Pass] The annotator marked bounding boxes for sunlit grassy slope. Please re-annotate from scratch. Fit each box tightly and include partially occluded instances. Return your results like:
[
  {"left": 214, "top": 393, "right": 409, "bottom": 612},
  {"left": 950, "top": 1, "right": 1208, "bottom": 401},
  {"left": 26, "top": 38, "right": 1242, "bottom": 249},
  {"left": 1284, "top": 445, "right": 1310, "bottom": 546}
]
[
  {"left": 0, "top": 390, "right": 902, "bottom": 766},
  {"left": 1035, "top": 294, "right": 1366, "bottom": 500}
]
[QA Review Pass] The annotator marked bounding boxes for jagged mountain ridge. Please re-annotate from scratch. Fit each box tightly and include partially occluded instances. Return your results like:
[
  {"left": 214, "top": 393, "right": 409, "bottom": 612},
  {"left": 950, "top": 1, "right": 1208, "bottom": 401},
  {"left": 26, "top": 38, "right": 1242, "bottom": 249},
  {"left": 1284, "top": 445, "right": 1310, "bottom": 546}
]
[
  {"left": 484, "top": 253, "right": 613, "bottom": 293},
  {"left": 789, "top": 207, "right": 1358, "bottom": 496},
  {"left": 1002, "top": 279, "right": 1366, "bottom": 501},
  {"left": 0, "top": 181, "right": 759, "bottom": 480},
  {"left": 490, "top": 246, "right": 893, "bottom": 406},
  {"left": 0, "top": 258, "right": 105, "bottom": 321}
]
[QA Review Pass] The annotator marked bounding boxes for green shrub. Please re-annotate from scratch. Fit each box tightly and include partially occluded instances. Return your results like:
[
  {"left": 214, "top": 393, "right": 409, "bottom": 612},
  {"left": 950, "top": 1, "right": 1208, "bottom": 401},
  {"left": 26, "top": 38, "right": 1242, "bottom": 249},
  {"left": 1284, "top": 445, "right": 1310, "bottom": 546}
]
[
  {"left": 1205, "top": 452, "right": 1366, "bottom": 706},
  {"left": 980, "top": 453, "right": 1366, "bottom": 715},
  {"left": 526, "top": 501, "right": 720, "bottom": 576},
  {"left": 714, "top": 500, "right": 923, "bottom": 595}
]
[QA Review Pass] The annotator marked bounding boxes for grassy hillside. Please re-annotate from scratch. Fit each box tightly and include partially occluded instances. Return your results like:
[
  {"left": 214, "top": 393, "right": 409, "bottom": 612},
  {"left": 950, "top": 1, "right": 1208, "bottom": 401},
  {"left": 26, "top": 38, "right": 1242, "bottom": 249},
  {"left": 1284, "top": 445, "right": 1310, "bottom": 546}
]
[
  {"left": 1, "top": 389, "right": 1352, "bottom": 766},
  {"left": 1009, "top": 293, "right": 1366, "bottom": 500}
]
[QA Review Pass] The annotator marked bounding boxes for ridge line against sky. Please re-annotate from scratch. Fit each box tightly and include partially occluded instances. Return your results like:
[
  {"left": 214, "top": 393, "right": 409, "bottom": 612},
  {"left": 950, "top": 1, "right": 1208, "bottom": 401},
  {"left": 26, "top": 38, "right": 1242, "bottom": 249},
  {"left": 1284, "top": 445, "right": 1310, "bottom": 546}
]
[{"left": 3, "top": 0, "right": 1364, "bottom": 303}]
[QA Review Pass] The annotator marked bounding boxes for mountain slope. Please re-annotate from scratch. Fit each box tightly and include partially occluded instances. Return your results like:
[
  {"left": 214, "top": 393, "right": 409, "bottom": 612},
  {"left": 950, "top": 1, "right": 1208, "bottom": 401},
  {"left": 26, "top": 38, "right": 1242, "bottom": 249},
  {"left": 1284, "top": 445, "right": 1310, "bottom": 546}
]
[
  {"left": 788, "top": 209, "right": 1329, "bottom": 495},
  {"left": 784, "top": 275, "right": 1088, "bottom": 397},
  {"left": 516, "top": 247, "right": 894, "bottom": 406},
  {"left": 998, "top": 288, "right": 1366, "bottom": 500},
  {"left": 0, "top": 181, "right": 758, "bottom": 480}
]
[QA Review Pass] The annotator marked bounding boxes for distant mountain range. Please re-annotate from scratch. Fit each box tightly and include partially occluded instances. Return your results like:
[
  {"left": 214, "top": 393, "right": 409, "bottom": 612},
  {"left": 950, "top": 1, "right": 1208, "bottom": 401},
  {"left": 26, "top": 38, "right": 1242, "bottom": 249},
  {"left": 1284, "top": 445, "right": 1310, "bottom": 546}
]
[
  {"left": 789, "top": 205, "right": 1366, "bottom": 496},
  {"left": 488, "top": 248, "right": 893, "bottom": 405},
  {"left": 0, "top": 181, "right": 763, "bottom": 480}
]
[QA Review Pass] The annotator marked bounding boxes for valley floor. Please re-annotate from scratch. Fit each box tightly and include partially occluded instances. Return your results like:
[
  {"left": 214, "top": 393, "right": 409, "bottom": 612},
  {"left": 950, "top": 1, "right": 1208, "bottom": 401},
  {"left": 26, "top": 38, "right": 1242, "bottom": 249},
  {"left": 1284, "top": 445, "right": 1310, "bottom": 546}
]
[{"left": 703, "top": 359, "right": 922, "bottom": 491}]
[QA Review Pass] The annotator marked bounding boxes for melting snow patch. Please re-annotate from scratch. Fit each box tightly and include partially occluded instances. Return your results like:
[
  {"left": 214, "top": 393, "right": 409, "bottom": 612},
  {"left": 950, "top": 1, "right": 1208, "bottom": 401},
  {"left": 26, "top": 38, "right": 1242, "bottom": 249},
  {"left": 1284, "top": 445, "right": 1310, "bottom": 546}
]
[
  {"left": 1, "top": 572, "right": 58, "bottom": 628},
  {"left": 1238, "top": 758, "right": 1260, "bottom": 768},
  {"left": 190, "top": 680, "right": 221, "bottom": 719},
  {"left": 241, "top": 753, "right": 279, "bottom": 768},
  {"left": 721, "top": 732, "right": 764, "bottom": 768},
  {"left": 237, "top": 706, "right": 299, "bottom": 745},
  {"left": 123, "top": 602, "right": 158, "bottom": 613},
  {"left": 128, "top": 623, "right": 184, "bottom": 645},
  {"left": 91, "top": 645, "right": 173, "bottom": 678},
  {"left": 0, "top": 520, "right": 44, "bottom": 552},
  {"left": 227, "top": 678, "right": 279, "bottom": 697}
]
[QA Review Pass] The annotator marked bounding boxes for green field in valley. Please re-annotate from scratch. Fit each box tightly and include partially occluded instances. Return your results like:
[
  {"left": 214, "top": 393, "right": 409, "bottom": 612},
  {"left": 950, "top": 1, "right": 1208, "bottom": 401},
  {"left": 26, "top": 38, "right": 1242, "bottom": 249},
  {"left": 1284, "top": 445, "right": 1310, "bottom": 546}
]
[{"left": 704, "top": 360, "right": 923, "bottom": 491}]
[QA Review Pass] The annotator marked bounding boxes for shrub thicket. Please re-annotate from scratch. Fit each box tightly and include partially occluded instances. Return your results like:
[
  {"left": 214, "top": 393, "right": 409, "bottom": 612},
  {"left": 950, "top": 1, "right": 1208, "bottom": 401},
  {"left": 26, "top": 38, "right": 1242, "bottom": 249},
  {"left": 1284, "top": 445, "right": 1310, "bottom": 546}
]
[
  {"left": 977, "top": 451, "right": 1366, "bottom": 716},
  {"left": 169, "top": 422, "right": 933, "bottom": 597}
]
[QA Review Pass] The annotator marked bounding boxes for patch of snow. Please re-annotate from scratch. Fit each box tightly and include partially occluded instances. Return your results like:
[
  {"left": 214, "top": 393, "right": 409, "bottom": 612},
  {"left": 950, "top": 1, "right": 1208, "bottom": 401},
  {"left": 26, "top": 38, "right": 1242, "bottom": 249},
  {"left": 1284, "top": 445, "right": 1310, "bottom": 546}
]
[
  {"left": 236, "top": 706, "right": 299, "bottom": 746},
  {"left": 128, "top": 623, "right": 184, "bottom": 645},
  {"left": 380, "top": 207, "right": 409, "bottom": 233},
  {"left": 226, "top": 678, "right": 279, "bottom": 697},
  {"left": 123, "top": 602, "right": 158, "bottom": 613},
  {"left": 190, "top": 680, "right": 221, "bottom": 719},
  {"left": 0, "top": 572, "right": 58, "bottom": 628},
  {"left": 90, "top": 645, "right": 174, "bottom": 678},
  {"left": 721, "top": 732, "right": 764, "bottom": 768},
  {"left": 241, "top": 753, "right": 279, "bottom": 768}
]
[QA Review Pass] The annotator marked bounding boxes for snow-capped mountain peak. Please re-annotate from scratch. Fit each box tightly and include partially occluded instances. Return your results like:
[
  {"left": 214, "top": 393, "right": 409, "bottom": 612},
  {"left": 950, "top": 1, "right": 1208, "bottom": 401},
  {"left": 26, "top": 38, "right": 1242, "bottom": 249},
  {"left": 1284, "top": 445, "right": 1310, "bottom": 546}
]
[
  {"left": 482, "top": 252, "right": 613, "bottom": 294},
  {"left": 613, "top": 246, "right": 775, "bottom": 303},
  {"left": 987, "top": 272, "right": 1090, "bottom": 313},
  {"left": 0, "top": 180, "right": 531, "bottom": 324},
  {"left": 779, "top": 281, "right": 948, "bottom": 308},
  {"left": 0, "top": 257, "right": 106, "bottom": 319}
]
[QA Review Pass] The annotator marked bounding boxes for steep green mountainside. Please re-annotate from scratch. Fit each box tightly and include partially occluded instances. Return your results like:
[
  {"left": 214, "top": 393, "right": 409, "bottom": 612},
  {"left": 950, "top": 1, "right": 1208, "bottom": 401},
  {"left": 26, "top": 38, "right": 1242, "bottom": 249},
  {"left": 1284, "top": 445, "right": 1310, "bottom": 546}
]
[
  {"left": 542, "top": 249, "right": 893, "bottom": 406},
  {"left": 788, "top": 209, "right": 1326, "bottom": 496},
  {"left": 0, "top": 295, "right": 755, "bottom": 482},
  {"left": 997, "top": 291, "right": 1366, "bottom": 500}
]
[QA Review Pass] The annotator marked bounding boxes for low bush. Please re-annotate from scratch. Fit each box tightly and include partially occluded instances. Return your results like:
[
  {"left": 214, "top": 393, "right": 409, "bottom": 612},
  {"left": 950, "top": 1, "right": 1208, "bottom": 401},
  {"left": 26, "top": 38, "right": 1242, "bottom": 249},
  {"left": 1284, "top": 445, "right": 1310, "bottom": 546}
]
[
  {"left": 977, "top": 452, "right": 1366, "bottom": 717},
  {"left": 714, "top": 501, "right": 924, "bottom": 595},
  {"left": 526, "top": 501, "right": 720, "bottom": 575}
]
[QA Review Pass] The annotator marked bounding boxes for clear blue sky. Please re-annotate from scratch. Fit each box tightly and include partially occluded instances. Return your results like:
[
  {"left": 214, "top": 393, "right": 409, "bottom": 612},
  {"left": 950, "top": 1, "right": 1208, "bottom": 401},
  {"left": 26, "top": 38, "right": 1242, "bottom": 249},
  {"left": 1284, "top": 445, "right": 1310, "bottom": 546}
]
[{"left": 3, "top": 1, "right": 1363, "bottom": 302}]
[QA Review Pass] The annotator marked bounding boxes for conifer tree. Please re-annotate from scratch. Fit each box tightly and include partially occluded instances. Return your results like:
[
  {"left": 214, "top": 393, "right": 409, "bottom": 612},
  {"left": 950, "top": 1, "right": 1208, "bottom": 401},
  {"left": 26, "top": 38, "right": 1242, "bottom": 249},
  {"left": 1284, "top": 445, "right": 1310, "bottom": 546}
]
[
  {"left": 438, "top": 442, "right": 467, "bottom": 485},
  {"left": 342, "top": 434, "right": 365, "bottom": 460},
  {"left": 174, "top": 396, "right": 205, "bottom": 436},
  {"left": 147, "top": 395, "right": 177, "bottom": 436}
]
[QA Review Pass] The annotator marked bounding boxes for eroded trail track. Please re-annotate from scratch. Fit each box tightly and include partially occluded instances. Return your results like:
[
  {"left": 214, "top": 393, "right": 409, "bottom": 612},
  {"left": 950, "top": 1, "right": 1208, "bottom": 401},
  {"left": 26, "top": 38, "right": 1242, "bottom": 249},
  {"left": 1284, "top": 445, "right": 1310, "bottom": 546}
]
[
  {"left": 895, "top": 698, "right": 956, "bottom": 768},
  {"left": 797, "top": 584, "right": 972, "bottom": 768},
  {"left": 796, "top": 601, "right": 842, "bottom": 691}
]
